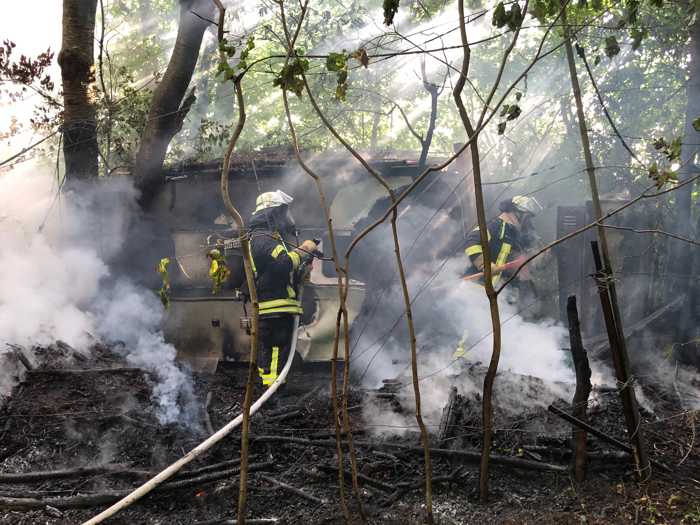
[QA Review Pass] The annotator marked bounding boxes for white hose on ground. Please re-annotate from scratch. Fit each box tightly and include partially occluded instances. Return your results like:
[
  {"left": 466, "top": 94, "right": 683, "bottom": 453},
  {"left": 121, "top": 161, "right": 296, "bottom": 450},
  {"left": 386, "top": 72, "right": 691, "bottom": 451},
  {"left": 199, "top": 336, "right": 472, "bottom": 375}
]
[{"left": 82, "top": 314, "right": 301, "bottom": 525}]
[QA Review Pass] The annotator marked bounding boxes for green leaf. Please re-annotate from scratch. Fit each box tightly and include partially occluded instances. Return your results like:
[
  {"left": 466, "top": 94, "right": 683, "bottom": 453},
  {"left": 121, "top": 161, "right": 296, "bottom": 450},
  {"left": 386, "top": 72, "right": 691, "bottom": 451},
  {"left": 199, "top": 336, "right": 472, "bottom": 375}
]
[
  {"left": 594, "top": 55, "right": 601, "bottom": 66},
  {"left": 493, "top": 2, "right": 508, "bottom": 27},
  {"left": 653, "top": 137, "right": 667, "bottom": 150},
  {"left": 498, "top": 121, "right": 507, "bottom": 135},
  {"left": 626, "top": 0, "right": 640, "bottom": 24},
  {"left": 530, "top": 0, "right": 548, "bottom": 23},
  {"left": 604, "top": 36, "right": 620, "bottom": 58},
  {"left": 506, "top": 104, "right": 522, "bottom": 121},
  {"left": 326, "top": 52, "right": 348, "bottom": 72},
  {"left": 273, "top": 56, "right": 310, "bottom": 97},
  {"left": 383, "top": 0, "right": 400, "bottom": 25},
  {"left": 649, "top": 0, "right": 662, "bottom": 7},
  {"left": 507, "top": 2, "right": 523, "bottom": 31},
  {"left": 631, "top": 28, "right": 647, "bottom": 51},
  {"left": 336, "top": 83, "right": 348, "bottom": 101},
  {"left": 692, "top": 116, "right": 700, "bottom": 132},
  {"left": 669, "top": 137, "right": 682, "bottom": 161}
]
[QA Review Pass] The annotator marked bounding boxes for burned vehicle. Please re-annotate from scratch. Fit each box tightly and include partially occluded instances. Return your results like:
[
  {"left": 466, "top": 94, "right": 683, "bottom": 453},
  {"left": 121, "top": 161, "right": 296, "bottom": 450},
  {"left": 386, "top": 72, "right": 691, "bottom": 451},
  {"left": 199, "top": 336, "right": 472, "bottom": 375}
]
[{"left": 147, "top": 152, "right": 473, "bottom": 373}]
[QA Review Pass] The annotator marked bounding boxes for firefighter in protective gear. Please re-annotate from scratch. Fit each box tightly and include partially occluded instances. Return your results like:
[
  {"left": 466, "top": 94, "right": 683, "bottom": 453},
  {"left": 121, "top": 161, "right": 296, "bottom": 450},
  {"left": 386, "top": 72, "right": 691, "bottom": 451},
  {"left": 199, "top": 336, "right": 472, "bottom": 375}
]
[
  {"left": 463, "top": 195, "right": 542, "bottom": 287},
  {"left": 249, "top": 190, "right": 317, "bottom": 387}
]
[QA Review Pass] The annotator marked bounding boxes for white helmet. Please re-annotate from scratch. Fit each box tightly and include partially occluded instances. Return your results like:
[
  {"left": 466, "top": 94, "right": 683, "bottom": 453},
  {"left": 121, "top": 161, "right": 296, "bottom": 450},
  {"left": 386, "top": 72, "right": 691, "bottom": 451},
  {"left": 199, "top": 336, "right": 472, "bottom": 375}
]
[
  {"left": 511, "top": 195, "right": 543, "bottom": 216},
  {"left": 253, "top": 190, "right": 293, "bottom": 214}
]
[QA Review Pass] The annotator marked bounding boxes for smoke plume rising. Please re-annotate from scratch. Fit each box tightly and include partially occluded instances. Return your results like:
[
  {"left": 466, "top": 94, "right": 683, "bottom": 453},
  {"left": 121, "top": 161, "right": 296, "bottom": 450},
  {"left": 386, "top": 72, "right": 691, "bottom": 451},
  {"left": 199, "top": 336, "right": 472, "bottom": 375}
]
[{"left": 0, "top": 166, "right": 197, "bottom": 426}]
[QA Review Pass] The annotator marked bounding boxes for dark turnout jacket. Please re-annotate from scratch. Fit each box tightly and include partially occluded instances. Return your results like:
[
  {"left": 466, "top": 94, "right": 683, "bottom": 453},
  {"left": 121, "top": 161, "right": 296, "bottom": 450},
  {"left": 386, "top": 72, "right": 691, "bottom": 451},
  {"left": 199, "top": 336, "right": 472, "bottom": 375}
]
[
  {"left": 464, "top": 217, "right": 525, "bottom": 286},
  {"left": 249, "top": 211, "right": 307, "bottom": 316}
]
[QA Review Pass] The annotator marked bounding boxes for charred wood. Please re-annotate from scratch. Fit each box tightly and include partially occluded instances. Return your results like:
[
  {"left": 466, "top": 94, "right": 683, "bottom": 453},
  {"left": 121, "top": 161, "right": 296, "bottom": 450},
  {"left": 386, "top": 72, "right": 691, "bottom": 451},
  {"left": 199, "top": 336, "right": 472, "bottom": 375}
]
[
  {"left": 0, "top": 465, "right": 141, "bottom": 483},
  {"left": 6, "top": 345, "right": 33, "bottom": 371},
  {"left": 567, "top": 296, "right": 592, "bottom": 482},
  {"left": 0, "top": 461, "right": 273, "bottom": 511},
  {"left": 251, "top": 435, "right": 569, "bottom": 473},
  {"left": 318, "top": 464, "right": 395, "bottom": 493},
  {"left": 194, "top": 519, "right": 280, "bottom": 525},
  {"left": 259, "top": 475, "right": 325, "bottom": 504},
  {"left": 548, "top": 405, "right": 670, "bottom": 472}
]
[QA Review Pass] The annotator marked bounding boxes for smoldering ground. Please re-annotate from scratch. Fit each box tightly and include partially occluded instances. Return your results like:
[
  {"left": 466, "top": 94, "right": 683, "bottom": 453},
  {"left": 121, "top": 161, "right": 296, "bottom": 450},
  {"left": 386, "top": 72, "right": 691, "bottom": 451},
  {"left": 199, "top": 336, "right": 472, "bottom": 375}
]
[
  {"left": 346, "top": 185, "right": 699, "bottom": 437},
  {"left": 0, "top": 166, "right": 198, "bottom": 426}
]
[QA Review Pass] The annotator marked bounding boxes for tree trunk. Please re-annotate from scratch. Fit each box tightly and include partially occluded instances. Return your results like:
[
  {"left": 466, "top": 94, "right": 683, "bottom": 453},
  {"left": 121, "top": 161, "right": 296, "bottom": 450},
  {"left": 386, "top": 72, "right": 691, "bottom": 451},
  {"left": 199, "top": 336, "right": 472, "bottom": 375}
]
[
  {"left": 677, "top": 14, "right": 700, "bottom": 338},
  {"left": 418, "top": 59, "right": 441, "bottom": 170},
  {"left": 58, "top": 0, "right": 99, "bottom": 180},
  {"left": 133, "top": 0, "right": 213, "bottom": 207},
  {"left": 418, "top": 85, "right": 438, "bottom": 170}
]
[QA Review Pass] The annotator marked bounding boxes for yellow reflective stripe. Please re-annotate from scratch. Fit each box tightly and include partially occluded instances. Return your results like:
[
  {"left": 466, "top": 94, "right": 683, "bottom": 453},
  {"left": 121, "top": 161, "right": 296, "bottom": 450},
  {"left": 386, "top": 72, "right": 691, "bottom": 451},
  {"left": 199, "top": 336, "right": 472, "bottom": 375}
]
[
  {"left": 495, "top": 242, "right": 511, "bottom": 267},
  {"left": 259, "top": 305, "right": 303, "bottom": 315},
  {"left": 259, "top": 298, "right": 300, "bottom": 309},
  {"left": 259, "top": 298, "right": 302, "bottom": 315},
  {"left": 270, "top": 346, "right": 279, "bottom": 379},
  {"left": 465, "top": 245, "right": 483, "bottom": 257},
  {"left": 499, "top": 220, "right": 506, "bottom": 239},
  {"left": 208, "top": 260, "right": 219, "bottom": 277},
  {"left": 288, "top": 251, "right": 301, "bottom": 268},
  {"left": 286, "top": 285, "right": 296, "bottom": 299},
  {"left": 491, "top": 242, "right": 512, "bottom": 286},
  {"left": 271, "top": 244, "right": 286, "bottom": 258}
]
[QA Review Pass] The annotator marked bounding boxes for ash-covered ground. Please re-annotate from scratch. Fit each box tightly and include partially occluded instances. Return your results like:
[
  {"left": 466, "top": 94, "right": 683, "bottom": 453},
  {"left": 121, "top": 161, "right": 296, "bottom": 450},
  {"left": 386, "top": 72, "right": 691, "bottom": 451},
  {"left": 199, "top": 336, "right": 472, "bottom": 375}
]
[{"left": 0, "top": 343, "right": 698, "bottom": 524}]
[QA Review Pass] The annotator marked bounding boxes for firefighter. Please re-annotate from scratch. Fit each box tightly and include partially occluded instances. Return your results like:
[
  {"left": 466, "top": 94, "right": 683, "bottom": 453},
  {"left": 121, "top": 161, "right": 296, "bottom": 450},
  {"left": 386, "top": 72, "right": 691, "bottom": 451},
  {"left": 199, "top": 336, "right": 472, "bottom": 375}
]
[
  {"left": 463, "top": 195, "right": 542, "bottom": 287},
  {"left": 248, "top": 190, "right": 318, "bottom": 388}
]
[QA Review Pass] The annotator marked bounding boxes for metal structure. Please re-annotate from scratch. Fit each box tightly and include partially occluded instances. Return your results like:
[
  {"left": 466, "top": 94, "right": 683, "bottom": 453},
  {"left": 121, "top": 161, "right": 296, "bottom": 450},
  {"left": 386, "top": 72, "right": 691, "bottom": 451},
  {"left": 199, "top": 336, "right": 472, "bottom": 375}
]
[{"left": 147, "top": 153, "right": 469, "bottom": 372}]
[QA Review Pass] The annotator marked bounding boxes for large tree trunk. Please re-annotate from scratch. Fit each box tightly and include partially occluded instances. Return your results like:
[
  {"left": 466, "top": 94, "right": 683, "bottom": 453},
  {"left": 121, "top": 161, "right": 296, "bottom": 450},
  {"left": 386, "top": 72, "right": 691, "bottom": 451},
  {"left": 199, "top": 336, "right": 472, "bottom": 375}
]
[
  {"left": 677, "top": 15, "right": 700, "bottom": 339},
  {"left": 133, "top": 0, "right": 213, "bottom": 207},
  {"left": 58, "top": 0, "right": 99, "bottom": 180}
]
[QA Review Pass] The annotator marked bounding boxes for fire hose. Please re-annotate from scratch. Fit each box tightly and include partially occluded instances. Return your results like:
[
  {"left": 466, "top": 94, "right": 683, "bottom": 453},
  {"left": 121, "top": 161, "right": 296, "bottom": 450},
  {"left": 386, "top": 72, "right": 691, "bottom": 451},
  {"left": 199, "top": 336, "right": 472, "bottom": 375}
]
[{"left": 82, "top": 269, "right": 310, "bottom": 524}]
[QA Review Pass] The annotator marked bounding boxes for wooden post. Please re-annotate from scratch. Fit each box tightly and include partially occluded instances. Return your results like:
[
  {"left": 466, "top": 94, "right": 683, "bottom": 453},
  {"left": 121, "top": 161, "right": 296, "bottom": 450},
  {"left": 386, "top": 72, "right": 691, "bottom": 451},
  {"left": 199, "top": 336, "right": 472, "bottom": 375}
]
[
  {"left": 561, "top": 0, "right": 650, "bottom": 479},
  {"left": 591, "top": 242, "right": 650, "bottom": 479},
  {"left": 567, "top": 296, "right": 591, "bottom": 482}
]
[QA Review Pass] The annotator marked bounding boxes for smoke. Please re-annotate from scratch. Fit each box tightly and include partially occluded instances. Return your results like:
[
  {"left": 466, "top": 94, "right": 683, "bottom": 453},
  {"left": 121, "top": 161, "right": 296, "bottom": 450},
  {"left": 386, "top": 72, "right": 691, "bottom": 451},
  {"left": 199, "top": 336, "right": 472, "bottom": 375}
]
[
  {"left": 0, "top": 166, "right": 197, "bottom": 426},
  {"left": 347, "top": 194, "right": 574, "bottom": 434}
]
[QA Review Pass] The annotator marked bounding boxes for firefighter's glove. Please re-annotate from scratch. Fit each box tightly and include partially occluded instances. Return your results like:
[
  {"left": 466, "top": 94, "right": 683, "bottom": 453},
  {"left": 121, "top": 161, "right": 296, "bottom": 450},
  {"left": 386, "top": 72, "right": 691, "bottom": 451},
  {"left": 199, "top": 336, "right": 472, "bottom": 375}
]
[{"left": 295, "top": 239, "right": 318, "bottom": 263}]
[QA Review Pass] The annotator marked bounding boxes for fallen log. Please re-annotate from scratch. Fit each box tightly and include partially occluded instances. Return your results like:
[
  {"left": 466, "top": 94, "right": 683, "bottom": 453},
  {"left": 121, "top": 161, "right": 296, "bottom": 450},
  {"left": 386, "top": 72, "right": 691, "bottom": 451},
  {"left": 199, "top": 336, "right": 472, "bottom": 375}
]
[
  {"left": 251, "top": 435, "right": 569, "bottom": 473},
  {"left": 266, "top": 409, "right": 302, "bottom": 422},
  {"left": 0, "top": 461, "right": 273, "bottom": 511},
  {"left": 547, "top": 405, "right": 670, "bottom": 472},
  {"left": 6, "top": 344, "right": 33, "bottom": 371},
  {"left": 318, "top": 464, "right": 395, "bottom": 493},
  {"left": 27, "top": 368, "right": 142, "bottom": 376},
  {"left": 259, "top": 475, "right": 325, "bottom": 504},
  {"left": 194, "top": 519, "right": 280, "bottom": 525},
  {"left": 0, "top": 465, "right": 144, "bottom": 484}
]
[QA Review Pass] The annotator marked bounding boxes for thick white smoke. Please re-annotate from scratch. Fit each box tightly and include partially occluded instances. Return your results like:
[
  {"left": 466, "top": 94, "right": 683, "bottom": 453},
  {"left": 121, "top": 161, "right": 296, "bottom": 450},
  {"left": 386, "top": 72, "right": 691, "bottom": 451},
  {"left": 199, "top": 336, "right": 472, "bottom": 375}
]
[
  {"left": 0, "top": 166, "right": 196, "bottom": 426},
  {"left": 356, "top": 261, "right": 574, "bottom": 435}
]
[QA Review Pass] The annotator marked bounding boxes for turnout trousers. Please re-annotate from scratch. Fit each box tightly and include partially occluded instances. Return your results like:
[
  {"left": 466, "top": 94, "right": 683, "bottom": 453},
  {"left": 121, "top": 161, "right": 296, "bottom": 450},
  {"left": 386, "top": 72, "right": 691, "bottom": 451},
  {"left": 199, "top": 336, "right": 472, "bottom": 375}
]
[{"left": 257, "top": 314, "right": 295, "bottom": 387}]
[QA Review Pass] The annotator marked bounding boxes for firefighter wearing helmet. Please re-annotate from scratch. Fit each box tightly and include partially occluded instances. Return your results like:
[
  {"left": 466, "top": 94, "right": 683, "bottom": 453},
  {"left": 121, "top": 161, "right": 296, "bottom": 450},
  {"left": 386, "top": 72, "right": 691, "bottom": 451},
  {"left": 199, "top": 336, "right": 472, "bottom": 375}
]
[
  {"left": 463, "top": 195, "right": 543, "bottom": 287},
  {"left": 248, "top": 190, "right": 318, "bottom": 387}
]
